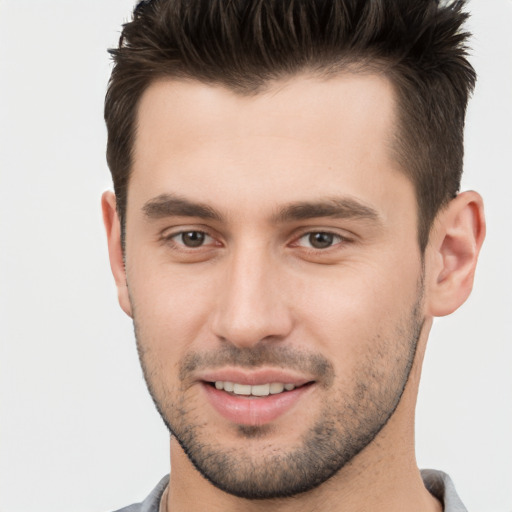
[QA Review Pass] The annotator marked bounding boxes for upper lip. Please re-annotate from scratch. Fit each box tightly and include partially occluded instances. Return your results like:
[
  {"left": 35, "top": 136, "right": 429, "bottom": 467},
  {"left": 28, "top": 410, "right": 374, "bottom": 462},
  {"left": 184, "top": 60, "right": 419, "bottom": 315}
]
[{"left": 197, "top": 368, "right": 315, "bottom": 387}]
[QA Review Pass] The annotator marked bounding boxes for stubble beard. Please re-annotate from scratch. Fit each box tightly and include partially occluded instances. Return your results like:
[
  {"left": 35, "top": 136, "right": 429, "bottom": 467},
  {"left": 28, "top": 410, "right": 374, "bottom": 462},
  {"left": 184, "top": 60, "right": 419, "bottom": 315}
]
[{"left": 132, "top": 292, "right": 424, "bottom": 500}]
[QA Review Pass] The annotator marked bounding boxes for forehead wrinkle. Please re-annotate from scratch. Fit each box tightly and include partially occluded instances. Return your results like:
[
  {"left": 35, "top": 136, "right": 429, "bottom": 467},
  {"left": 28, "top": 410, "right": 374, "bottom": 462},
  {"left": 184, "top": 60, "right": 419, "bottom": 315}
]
[{"left": 142, "top": 193, "right": 224, "bottom": 222}]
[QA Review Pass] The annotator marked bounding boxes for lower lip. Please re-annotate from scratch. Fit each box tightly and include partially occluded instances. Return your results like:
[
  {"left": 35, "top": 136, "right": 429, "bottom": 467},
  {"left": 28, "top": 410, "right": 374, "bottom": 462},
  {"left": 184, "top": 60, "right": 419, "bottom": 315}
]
[{"left": 202, "top": 383, "right": 313, "bottom": 426}]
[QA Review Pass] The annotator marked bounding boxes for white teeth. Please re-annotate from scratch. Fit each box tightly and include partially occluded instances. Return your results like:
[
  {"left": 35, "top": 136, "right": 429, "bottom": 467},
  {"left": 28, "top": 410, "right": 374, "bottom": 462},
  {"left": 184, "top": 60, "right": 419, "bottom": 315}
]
[
  {"left": 233, "top": 383, "right": 251, "bottom": 395},
  {"left": 269, "top": 382, "right": 285, "bottom": 394},
  {"left": 251, "top": 384, "right": 270, "bottom": 396},
  {"left": 213, "top": 381, "right": 297, "bottom": 396}
]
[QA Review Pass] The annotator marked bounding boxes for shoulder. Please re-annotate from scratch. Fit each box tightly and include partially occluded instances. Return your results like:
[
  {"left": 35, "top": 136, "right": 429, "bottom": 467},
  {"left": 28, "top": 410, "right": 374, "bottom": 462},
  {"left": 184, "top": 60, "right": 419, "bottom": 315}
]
[
  {"left": 421, "top": 469, "right": 467, "bottom": 512},
  {"left": 112, "top": 475, "right": 170, "bottom": 512}
]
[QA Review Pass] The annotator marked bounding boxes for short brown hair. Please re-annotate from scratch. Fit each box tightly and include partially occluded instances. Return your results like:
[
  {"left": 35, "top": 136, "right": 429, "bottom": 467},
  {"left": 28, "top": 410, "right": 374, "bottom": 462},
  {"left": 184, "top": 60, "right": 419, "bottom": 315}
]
[{"left": 105, "top": 0, "right": 476, "bottom": 250}]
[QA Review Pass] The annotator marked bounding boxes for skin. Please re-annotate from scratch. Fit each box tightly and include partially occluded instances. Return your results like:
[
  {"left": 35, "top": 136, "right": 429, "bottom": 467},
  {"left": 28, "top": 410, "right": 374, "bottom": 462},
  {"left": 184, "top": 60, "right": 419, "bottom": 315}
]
[{"left": 103, "top": 73, "right": 485, "bottom": 512}]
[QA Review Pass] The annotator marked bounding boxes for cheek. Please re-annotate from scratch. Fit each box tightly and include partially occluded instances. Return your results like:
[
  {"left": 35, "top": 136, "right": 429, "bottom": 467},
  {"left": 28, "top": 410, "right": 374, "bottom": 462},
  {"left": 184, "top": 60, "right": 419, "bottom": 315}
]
[
  {"left": 127, "top": 262, "right": 218, "bottom": 354},
  {"left": 292, "top": 260, "right": 421, "bottom": 359}
]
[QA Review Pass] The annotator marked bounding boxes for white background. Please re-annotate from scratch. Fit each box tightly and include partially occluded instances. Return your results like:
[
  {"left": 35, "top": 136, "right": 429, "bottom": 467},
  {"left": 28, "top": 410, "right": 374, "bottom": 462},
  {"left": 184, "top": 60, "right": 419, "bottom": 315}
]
[{"left": 0, "top": 1, "right": 511, "bottom": 511}]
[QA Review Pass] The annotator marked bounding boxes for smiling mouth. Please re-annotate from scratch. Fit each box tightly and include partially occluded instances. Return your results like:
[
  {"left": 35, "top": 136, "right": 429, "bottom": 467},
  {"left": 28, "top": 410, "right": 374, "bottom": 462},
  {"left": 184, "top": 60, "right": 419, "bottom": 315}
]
[
  {"left": 206, "top": 381, "right": 314, "bottom": 397},
  {"left": 202, "top": 378, "right": 316, "bottom": 425}
]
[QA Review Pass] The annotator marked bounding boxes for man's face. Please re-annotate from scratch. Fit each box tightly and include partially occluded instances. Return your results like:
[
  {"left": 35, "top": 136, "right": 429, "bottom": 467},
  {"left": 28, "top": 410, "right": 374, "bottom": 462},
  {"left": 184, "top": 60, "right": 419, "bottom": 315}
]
[{"left": 122, "top": 74, "right": 426, "bottom": 498}]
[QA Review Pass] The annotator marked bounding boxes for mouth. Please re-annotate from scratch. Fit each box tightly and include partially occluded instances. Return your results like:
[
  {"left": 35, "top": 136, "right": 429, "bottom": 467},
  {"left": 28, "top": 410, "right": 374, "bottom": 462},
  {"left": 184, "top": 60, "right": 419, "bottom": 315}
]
[
  {"left": 206, "top": 380, "right": 312, "bottom": 397},
  {"left": 199, "top": 372, "right": 316, "bottom": 426}
]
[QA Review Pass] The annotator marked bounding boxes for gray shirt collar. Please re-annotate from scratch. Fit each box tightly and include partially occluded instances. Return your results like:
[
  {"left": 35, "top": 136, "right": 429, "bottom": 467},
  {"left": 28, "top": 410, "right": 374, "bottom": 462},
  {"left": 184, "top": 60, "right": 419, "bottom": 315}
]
[{"left": 116, "top": 469, "right": 466, "bottom": 512}]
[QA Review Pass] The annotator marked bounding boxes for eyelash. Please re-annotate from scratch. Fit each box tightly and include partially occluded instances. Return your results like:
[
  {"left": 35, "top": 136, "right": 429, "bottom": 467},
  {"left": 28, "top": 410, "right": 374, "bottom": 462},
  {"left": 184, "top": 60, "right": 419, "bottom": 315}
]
[
  {"left": 161, "top": 229, "right": 349, "bottom": 252},
  {"left": 162, "top": 230, "right": 218, "bottom": 249},
  {"left": 293, "top": 231, "right": 347, "bottom": 250}
]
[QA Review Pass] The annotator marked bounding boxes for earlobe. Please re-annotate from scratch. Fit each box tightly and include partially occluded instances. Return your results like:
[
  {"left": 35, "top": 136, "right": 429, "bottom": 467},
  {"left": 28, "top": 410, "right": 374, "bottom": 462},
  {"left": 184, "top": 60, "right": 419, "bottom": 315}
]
[
  {"left": 101, "top": 191, "right": 133, "bottom": 318},
  {"left": 425, "top": 191, "right": 485, "bottom": 317}
]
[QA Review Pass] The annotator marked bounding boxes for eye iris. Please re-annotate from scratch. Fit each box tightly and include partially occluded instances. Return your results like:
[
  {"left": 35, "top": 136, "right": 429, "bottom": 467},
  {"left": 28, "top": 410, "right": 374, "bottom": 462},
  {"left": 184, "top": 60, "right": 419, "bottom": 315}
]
[
  {"left": 309, "top": 232, "right": 334, "bottom": 249},
  {"left": 182, "top": 231, "right": 205, "bottom": 247}
]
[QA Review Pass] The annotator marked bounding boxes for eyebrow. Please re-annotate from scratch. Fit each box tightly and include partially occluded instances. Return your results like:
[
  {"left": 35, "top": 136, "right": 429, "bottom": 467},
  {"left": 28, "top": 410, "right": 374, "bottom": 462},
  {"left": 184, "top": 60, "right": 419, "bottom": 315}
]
[
  {"left": 272, "top": 197, "right": 381, "bottom": 224},
  {"left": 142, "top": 194, "right": 223, "bottom": 221},
  {"left": 142, "top": 193, "right": 381, "bottom": 225}
]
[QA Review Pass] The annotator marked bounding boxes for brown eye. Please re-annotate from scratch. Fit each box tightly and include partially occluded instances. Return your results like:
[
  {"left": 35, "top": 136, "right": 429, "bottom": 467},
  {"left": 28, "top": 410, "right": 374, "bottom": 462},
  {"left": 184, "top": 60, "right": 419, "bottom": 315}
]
[
  {"left": 295, "top": 231, "right": 344, "bottom": 250},
  {"left": 308, "top": 232, "right": 335, "bottom": 249},
  {"left": 179, "top": 231, "right": 206, "bottom": 247}
]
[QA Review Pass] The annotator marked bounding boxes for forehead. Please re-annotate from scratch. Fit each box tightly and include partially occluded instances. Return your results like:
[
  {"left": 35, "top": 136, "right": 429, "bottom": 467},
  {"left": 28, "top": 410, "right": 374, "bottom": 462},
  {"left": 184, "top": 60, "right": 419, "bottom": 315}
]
[
  {"left": 129, "top": 73, "right": 412, "bottom": 222},
  {"left": 134, "top": 73, "right": 397, "bottom": 158}
]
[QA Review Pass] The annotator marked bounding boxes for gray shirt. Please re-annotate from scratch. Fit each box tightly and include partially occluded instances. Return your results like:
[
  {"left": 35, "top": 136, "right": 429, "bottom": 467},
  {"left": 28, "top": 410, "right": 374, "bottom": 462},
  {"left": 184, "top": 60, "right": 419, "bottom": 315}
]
[{"left": 114, "top": 469, "right": 467, "bottom": 512}]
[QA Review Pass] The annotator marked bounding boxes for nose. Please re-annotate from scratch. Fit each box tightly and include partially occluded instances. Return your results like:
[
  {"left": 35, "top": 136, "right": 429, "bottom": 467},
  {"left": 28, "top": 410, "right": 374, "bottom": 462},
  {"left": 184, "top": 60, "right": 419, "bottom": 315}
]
[{"left": 211, "top": 245, "right": 293, "bottom": 348}]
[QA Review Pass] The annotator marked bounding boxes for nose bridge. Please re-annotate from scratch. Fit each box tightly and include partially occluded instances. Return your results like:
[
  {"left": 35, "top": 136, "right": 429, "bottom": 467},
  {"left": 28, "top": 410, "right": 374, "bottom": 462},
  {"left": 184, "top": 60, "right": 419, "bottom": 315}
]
[{"left": 212, "top": 240, "right": 292, "bottom": 347}]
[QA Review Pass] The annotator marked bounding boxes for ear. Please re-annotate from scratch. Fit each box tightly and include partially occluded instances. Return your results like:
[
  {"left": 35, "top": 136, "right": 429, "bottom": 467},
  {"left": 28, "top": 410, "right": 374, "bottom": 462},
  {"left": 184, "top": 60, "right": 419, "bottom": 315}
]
[
  {"left": 101, "top": 191, "right": 133, "bottom": 317},
  {"left": 425, "top": 191, "right": 485, "bottom": 317}
]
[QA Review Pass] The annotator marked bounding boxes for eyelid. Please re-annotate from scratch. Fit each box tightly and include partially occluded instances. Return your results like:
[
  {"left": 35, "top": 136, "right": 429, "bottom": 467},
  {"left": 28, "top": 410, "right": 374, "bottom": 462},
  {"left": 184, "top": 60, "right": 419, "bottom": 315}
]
[
  {"left": 160, "top": 223, "right": 215, "bottom": 237},
  {"left": 296, "top": 232, "right": 344, "bottom": 248},
  {"left": 172, "top": 231, "right": 214, "bottom": 246},
  {"left": 159, "top": 225, "right": 222, "bottom": 248},
  {"left": 290, "top": 228, "right": 352, "bottom": 248}
]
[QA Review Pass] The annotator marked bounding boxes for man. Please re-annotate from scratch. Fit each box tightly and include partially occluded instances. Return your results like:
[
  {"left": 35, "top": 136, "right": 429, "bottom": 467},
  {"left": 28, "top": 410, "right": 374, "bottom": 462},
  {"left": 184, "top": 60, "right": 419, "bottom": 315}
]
[{"left": 101, "top": 0, "right": 485, "bottom": 510}]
